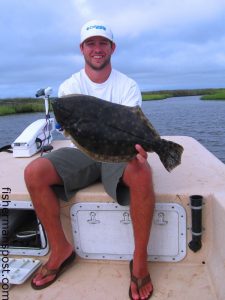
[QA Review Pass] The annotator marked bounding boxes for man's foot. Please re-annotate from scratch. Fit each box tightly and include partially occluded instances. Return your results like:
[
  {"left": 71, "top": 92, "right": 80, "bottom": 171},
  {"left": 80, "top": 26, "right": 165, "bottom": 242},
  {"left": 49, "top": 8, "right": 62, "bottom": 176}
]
[
  {"left": 129, "top": 260, "right": 153, "bottom": 300},
  {"left": 31, "top": 247, "right": 75, "bottom": 290}
]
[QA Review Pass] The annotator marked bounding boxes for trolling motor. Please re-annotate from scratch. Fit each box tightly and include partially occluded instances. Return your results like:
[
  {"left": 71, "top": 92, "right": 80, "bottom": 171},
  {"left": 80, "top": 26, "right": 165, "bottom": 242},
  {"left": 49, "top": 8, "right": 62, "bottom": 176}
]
[
  {"left": 11, "top": 87, "right": 55, "bottom": 157},
  {"left": 35, "top": 87, "right": 52, "bottom": 119},
  {"left": 188, "top": 195, "right": 203, "bottom": 252}
]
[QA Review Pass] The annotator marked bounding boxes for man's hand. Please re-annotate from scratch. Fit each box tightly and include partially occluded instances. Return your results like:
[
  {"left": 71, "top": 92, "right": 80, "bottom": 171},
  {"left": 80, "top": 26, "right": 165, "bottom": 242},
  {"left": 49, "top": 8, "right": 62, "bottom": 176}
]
[
  {"left": 123, "top": 144, "right": 151, "bottom": 189},
  {"left": 135, "top": 144, "right": 148, "bottom": 164}
]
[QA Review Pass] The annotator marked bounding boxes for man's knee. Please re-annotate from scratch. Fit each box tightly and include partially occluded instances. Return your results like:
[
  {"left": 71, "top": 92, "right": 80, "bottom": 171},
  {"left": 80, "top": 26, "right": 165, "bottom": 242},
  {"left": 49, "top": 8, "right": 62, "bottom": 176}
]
[
  {"left": 24, "top": 158, "right": 56, "bottom": 187},
  {"left": 24, "top": 158, "right": 43, "bottom": 186}
]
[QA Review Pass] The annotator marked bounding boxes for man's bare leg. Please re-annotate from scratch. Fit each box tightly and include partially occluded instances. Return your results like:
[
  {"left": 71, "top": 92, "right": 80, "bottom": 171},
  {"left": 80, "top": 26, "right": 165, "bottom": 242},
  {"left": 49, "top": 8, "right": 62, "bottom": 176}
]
[
  {"left": 123, "top": 145, "right": 155, "bottom": 299},
  {"left": 24, "top": 158, "right": 74, "bottom": 287}
]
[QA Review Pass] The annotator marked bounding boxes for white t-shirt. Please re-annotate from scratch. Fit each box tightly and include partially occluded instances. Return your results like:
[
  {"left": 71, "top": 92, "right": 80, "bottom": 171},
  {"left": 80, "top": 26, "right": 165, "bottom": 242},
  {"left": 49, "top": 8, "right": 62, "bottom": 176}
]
[{"left": 58, "top": 69, "right": 142, "bottom": 107}]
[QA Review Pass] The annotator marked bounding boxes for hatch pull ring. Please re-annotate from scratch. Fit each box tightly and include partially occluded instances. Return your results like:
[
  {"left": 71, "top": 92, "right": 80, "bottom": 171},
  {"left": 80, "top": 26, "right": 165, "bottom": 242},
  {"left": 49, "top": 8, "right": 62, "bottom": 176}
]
[
  {"left": 188, "top": 195, "right": 203, "bottom": 252},
  {"left": 154, "top": 212, "right": 168, "bottom": 225},
  {"left": 87, "top": 212, "right": 100, "bottom": 224},
  {"left": 120, "top": 212, "right": 131, "bottom": 224}
]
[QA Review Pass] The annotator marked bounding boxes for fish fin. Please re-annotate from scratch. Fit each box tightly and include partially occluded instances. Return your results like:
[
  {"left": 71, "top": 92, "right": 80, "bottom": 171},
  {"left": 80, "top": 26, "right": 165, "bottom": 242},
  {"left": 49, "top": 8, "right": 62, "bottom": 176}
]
[
  {"left": 130, "top": 106, "right": 160, "bottom": 136},
  {"left": 154, "top": 139, "right": 184, "bottom": 172}
]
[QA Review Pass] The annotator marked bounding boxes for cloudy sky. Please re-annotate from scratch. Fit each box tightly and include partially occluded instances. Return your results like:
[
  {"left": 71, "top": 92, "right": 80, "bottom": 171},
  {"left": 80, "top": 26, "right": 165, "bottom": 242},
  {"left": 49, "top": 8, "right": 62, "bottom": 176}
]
[{"left": 1, "top": 0, "right": 225, "bottom": 98}]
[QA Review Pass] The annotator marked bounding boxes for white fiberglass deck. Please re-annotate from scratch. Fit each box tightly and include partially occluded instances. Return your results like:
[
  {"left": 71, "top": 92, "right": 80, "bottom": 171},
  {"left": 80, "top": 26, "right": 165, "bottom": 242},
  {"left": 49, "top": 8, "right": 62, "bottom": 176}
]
[{"left": 1, "top": 136, "right": 225, "bottom": 300}]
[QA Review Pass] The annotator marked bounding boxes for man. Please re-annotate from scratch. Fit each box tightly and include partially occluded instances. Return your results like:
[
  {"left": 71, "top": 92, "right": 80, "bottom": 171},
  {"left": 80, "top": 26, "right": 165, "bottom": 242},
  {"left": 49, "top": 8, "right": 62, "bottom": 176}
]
[{"left": 24, "top": 20, "right": 155, "bottom": 300}]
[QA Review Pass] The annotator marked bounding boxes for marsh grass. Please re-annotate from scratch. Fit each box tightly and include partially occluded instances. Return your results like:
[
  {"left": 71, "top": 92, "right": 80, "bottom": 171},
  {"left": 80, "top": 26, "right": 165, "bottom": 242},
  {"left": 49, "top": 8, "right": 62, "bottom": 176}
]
[
  {"left": 142, "top": 93, "right": 172, "bottom": 101},
  {"left": 0, "top": 106, "right": 16, "bottom": 115},
  {"left": 0, "top": 98, "right": 50, "bottom": 116},
  {"left": 142, "top": 88, "right": 225, "bottom": 101},
  {"left": 0, "top": 88, "right": 225, "bottom": 116},
  {"left": 200, "top": 90, "right": 225, "bottom": 100}
]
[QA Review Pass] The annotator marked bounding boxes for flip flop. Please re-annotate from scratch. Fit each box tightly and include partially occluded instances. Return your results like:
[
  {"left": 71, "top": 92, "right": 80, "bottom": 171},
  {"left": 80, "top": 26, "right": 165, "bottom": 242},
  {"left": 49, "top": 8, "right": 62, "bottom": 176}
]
[
  {"left": 31, "top": 251, "right": 76, "bottom": 290},
  {"left": 129, "top": 260, "right": 153, "bottom": 300}
]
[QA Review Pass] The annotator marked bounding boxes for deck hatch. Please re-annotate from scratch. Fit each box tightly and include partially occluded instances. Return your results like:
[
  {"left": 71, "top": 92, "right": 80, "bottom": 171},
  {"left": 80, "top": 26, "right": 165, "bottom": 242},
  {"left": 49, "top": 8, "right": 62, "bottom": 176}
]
[
  {"left": 70, "top": 202, "right": 186, "bottom": 262},
  {"left": 0, "top": 200, "right": 49, "bottom": 256}
]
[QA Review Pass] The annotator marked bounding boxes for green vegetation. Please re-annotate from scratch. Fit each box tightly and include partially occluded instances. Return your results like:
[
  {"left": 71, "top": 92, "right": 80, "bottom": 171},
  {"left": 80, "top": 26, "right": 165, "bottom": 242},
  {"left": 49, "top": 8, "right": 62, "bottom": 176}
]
[
  {"left": 142, "top": 88, "right": 225, "bottom": 101},
  {"left": 0, "top": 88, "right": 224, "bottom": 116},
  {"left": 142, "top": 93, "right": 172, "bottom": 101},
  {"left": 0, "top": 98, "right": 50, "bottom": 116},
  {"left": 0, "top": 103, "right": 45, "bottom": 116},
  {"left": 200, "top": 89, "right": 225, "bottom": 100}
]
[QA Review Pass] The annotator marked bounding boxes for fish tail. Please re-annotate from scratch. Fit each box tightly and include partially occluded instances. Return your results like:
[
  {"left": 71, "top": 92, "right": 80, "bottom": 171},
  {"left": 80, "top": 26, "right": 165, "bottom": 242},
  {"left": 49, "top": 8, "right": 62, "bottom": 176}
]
[{"left": 154, "top": 139, "right": 184, "bottom": 172}]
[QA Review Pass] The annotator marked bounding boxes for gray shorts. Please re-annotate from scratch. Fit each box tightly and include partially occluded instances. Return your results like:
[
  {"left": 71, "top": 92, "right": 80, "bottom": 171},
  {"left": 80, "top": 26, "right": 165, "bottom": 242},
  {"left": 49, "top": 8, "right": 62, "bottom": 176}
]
[{"left": 43, "top": 147, "right": 130, "bottom": 206}]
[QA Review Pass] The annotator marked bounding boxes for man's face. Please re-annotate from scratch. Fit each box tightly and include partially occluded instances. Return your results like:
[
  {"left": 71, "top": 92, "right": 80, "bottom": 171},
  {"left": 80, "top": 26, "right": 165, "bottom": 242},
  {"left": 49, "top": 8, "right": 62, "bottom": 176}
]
[{"left": 80, "top": 36, "right": 116, "bottom": 71}]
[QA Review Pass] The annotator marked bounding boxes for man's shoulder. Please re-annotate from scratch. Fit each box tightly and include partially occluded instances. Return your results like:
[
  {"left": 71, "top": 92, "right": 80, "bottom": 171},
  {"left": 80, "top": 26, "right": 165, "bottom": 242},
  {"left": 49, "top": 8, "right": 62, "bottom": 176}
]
[
  {"left": 58, "top": 70, "right": 83, "bottom": 97},
  {"left": 109, "top": 69, "right": 141, "bottom": 107},
  {"left": 112, "top": 69, "right": 137, "bottom": 86},
  {"left": 62, "top": 70, "right": 83, "bottom": 84},
  {"left": 112, "top": 69, "right": 132, "bottom": 80}
]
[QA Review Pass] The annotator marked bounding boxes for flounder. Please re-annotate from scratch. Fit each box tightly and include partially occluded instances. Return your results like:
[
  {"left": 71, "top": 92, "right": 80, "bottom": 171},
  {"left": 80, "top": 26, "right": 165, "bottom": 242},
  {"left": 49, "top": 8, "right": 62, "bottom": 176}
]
[{"left": 51, "top": 94, "right": 183, "bottom": 172}]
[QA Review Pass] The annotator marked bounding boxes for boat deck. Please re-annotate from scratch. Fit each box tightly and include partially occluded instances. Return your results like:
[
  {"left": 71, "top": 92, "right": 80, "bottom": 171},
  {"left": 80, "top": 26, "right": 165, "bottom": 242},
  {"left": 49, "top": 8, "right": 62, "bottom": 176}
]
[
  {"left": 10, "top": 261, "right": 217, "bottom": 300},
  {"left": 1, "top": 136, "right": 225, "bottom": 300}
]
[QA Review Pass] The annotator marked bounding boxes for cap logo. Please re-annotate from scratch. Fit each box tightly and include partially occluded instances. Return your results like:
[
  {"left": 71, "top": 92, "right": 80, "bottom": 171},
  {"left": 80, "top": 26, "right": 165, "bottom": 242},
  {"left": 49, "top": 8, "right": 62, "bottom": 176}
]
[
  {"left": 80, "top": 20, "right": 113, "bottom": 43},
  {"left": 86, "top": 25, "right": 106, "bottom": 31}
]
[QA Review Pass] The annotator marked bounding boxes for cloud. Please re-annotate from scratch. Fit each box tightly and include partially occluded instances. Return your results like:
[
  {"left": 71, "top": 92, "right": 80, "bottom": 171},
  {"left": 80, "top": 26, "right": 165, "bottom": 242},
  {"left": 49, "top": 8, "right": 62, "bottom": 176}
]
[
  {"left": 0, "top": 0, "right": 225, "bottom": 97},
  {"left": 72, "top": 0, "right": 92, "bottom": 18}
]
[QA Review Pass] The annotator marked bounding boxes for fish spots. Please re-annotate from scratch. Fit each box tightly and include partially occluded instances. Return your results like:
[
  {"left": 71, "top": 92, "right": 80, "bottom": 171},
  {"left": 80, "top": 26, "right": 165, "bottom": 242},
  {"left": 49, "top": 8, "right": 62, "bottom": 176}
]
[{"left": 52, "top": 95, "right": 183, "bottom": 171}]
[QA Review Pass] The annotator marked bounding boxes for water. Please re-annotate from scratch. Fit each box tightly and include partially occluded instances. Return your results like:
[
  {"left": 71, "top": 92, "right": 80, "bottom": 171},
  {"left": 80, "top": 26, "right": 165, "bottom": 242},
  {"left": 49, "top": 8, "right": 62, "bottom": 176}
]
[
  {"left": 0, "top": 112, "right": 64, "bottom": 147},
  {"left": 0, "top": 96, "right": 225, "bottom": 163},
  {"left": 142, "top": 96, "right": 225, "bottom": 163}
]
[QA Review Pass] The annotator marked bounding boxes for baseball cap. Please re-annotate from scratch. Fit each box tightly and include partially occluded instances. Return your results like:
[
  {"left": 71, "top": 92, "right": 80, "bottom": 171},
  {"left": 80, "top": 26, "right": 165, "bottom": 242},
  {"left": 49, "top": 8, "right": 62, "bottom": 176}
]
[{"left": 80, "top": 19, "right": 114, "bottom": 44}]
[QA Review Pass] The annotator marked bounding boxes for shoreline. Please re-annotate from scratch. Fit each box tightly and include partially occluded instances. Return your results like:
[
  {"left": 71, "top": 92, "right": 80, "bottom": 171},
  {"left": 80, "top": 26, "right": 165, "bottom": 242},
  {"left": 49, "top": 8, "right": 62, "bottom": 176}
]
[
  {"left": 142, "top": 88, "right": 225, "bottom": 101},
  {"left": 0, "top": 88, "right": 225, "bottom": 116}
]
